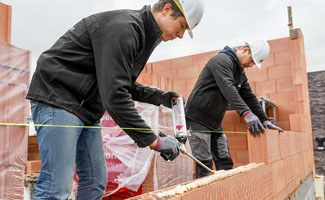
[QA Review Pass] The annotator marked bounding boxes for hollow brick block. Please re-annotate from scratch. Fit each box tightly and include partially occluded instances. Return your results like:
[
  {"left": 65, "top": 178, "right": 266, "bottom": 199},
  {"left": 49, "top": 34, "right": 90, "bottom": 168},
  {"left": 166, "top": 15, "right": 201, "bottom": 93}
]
[
  {"left": 268, "top": 38, "right": 290, "bottom": 53},
  {"left": 245, "top": 67, "right": 268, "bottom": 82},
  {"left": 267, "top": 64, "right": 292, "bottom": 80},
  {"left": 192, "top": 51, "right": 216, "bottom": 66},
  {"left": 274, "top": 50, "right": 291, "bottom": 65},
  {"left": 177, "top": 66, "right": 199, "bottom": 80},
  {"left": 152, "top": 60, "right": 172, "bottom": 73},
  {"left": 276, "top": 78, "right": 294, "bottom": 93},
  {"left": 222, "top": 110, "right": 240, "bottom": 124},
  {"left": 171, "top": 55, "right": 193, "bottom": 69},
  {"left": 255, "top": 80, "right": 276, "bottom": 96}
]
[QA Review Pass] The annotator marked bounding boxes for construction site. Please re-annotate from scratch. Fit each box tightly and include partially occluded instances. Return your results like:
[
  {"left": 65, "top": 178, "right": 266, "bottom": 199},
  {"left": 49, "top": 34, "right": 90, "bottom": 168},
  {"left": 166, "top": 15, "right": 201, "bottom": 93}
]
[{"left": 0, "top": 1, "right": 324, "bottom": 200}]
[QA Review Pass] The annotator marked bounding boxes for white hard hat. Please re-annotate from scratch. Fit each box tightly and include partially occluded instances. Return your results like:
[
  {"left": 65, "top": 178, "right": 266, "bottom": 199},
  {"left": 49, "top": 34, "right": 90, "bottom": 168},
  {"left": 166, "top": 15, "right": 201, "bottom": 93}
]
[
  {"left": 173, "top": 0, "right": 204, "bottom": 38},
  {"left": 245, "top": 40, "right": 270, "bottom": 68}
]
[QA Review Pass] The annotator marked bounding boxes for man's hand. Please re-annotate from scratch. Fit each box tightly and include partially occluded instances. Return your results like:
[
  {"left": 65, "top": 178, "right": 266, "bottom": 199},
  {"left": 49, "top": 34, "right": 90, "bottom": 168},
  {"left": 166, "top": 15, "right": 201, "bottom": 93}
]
[
  {"left": 150, "top": 132, "right": 180, "bottom": 161},
  {"left": 158, "top": 91, "right": 182, "bottom": 108},
  {"left": 243, "top": 111, "right": 265, "bottom": 136},
  {"left": 263, "top": 120, "right": 284, "bottom": 132}
]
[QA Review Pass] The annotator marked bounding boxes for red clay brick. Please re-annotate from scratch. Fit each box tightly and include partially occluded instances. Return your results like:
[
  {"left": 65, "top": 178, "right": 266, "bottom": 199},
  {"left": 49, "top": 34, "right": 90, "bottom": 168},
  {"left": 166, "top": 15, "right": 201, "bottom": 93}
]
[
  {"left": 261, "top": 52, "right": 275, "bottom": 67},
  {"left": 289, "top": 114, "right": 303, "bottom": 132},
  {"left": 267, "top": 64, "right": 292, "bottom": 80},
  {"left": 25, "top": 160, "right": 42, "bottom": 174},
  {"left": 292, "top": 68, "right": 307, "bottom": 85},
  {"left": 255, "top": 80, "right": 276, "bottom": 96},
  {"left": 274, "top": 50, "right": 291, "bottom": 65},
  {"left": 192, "top": 51, "right": 216, "bottom": 66},
  {"left": 245, "top": 67, "right": 268, "bottom": 82},
  {"left": 269, "top": 92, "right": 295, "bottom": 106},
  {"left": 222, "top": 110, "right": 240, "bottom": 124},
  {"left": 158, "top": 70, "right": 178, "bottom": 80},
  {"left": 198, "top": 64, "right": 205, "bottom": 73},
  {"left": 228, "top": 136, "right": 247, "bottom": 150},
  {"left": 272, "top": 160, "right": 285, "bottom": 194},
  {"left": 268, "top": 38, "right": 290, "bottom": 52},
  {"left": 171, "top": 55, "right": 193, "bottom": 69},
  {"left": 236, "top": 150, "right": 249, "bottom": 163},
  {"left": 265, "top": 130, "right": 281, "bottom": 163},
  {"left": 234, "top": 123, "right": 248, "bottom": 133},
  {"left": 185, "top": 78, "right": 197, "bottom": 91},
  {"left": 173, "top": 80, "right": 186, "bottom": 93},
  {"left": 279, "top": 131, "right": 290, "bottom": 159},
  {"left": 222, "top": 123, "right": 235, "bottom": 132},
  {"left": 152, "top": 60, "right": 172, "bottom": 73},
  {"left": 277, "top": 120, "right": 290, "bottom": 131},
  {"left": 229, "top": 149, "right": 237, "bottom": 162},
  {"left": 277, "top": 105, "right": 297, "bottom": 121},
  {"left": 247, "top": 131, "right": 266, "bottom": 163},
  {"left": 177, "top": 65, "right": 199, "bottom": 79},
  {"left": 276, "top": 78, "right": 294, "bottom": 93},
  {"left": 294, "top": 84, "right": 304, "bottom": 101}
]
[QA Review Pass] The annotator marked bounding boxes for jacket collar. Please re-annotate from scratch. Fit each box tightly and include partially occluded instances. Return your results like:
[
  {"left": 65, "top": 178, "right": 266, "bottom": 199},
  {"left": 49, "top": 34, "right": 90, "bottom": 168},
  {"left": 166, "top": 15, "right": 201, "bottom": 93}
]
[
  {"left": 140, "top": 5, "right": 162, "bottom": 40},
  {"left": 220, "top": 46, "right": 243, "bottom": 73}
]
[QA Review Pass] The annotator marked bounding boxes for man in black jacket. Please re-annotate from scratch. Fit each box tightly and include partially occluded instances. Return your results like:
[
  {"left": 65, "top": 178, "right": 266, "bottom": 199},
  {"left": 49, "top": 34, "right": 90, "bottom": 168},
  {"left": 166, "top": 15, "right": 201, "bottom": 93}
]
[
  {"left": 186, "top": 40, "right": 283, "bottom": 178},
  {"left": 27, "top": 0, "right": 204, "bottom": 199}
]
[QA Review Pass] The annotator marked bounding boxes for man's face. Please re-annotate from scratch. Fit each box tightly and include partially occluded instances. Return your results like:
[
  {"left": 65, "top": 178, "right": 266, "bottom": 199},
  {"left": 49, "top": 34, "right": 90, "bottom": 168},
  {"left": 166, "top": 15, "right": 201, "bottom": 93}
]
[
  {"left": 158, "top": 4, "right": 189, "bottom": 42},
  {"left": 239, "top": 47, "right": 256, "bottom": 69}
]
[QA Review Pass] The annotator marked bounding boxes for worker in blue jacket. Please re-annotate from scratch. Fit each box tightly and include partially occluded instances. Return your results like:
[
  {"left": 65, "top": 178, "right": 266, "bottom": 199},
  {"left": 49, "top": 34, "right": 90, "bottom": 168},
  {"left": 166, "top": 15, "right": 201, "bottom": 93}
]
[{"left": 186, "top": 40, "right": 283, "bottom": 178}]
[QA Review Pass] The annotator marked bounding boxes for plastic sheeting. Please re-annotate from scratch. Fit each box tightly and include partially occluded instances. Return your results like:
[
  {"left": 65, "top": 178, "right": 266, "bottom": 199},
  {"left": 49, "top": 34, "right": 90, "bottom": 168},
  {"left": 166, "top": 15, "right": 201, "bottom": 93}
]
[
  {"left": 72, "top": 101, "right": 193, "bottom": 198},
  {"left": 101, "top": 102, "right": 158, "bottom": 198},
  {"left": 0, "top": 40, "right": 30, "bottom": 199}
]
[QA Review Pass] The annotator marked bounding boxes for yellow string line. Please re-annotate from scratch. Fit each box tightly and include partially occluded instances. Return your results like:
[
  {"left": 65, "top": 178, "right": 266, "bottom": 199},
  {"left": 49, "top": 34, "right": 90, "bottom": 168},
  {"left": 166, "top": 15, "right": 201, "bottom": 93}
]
[{"left": 0, "top": 122, "right": 248, "bottom": 135}]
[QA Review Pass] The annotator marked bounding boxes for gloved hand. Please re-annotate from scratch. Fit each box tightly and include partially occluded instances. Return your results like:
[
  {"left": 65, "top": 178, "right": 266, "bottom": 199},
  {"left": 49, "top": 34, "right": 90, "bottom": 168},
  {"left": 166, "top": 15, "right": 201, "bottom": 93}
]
[
  {"left": 158, "top": 91, "right": 183, "bottom": 108},
  {"left": 150, "top": 132, "right": 180, "bottom": 161},
  {"left": 263, "top": 120, "right": 284, "bottom": 132},
  {"left": 243, "top": 111, "right": 265, "bottom": 136}
]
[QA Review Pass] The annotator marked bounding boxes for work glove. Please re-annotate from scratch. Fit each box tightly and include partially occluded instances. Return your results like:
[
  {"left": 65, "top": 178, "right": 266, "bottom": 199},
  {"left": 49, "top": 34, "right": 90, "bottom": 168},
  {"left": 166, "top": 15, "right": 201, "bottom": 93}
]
[
  {"left": 243, "top": 111, "right": 265, "bottom": 136},
  {"left": 150, "top": 132, "right": 180, "bottom": 161},
  {"left": 263, "top": 120, "right": 284, "bottom": 132},
  {"left": 158, "top": 91, "right": 186, "bottom": 108}
]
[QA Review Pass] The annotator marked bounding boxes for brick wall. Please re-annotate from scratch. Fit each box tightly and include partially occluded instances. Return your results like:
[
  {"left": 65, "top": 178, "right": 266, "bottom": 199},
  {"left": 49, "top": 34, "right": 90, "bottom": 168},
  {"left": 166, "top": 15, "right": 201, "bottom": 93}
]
[
  {"left": 0, "top": 2, "right": 11, "bottom": 43},
  {"left": 308, "top": 71, "right": 325, "bottom": 176}
]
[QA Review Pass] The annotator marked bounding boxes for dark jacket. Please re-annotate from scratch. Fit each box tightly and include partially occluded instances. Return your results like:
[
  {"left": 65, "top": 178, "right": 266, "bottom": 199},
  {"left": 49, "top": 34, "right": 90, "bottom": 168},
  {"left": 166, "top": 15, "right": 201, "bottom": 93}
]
[
  {"left": 27, "top": 6, "right": 164, "bottom": 147},
  {"left": 185, "top": 46, "right": 268, "bottom": 131}
]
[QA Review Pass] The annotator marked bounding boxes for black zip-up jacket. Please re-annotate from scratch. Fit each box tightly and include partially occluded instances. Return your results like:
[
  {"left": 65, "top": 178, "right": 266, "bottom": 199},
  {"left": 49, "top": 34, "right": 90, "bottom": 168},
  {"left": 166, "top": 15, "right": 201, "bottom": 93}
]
[
  {"left": 27, "top": 6, "right": 164, "bottom": 147},
  {"left": 185, "top": 46, "right": 268, "bottom": 131}
]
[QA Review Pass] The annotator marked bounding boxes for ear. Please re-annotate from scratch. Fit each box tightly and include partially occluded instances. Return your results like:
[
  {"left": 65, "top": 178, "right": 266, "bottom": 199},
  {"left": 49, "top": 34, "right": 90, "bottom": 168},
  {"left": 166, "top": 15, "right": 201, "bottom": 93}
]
[
  {"left": 162, "top": 3, "right": 172, "bottom": 16},
  {"left": 243, "top": 47, "right": 250, "bottom": 54}
]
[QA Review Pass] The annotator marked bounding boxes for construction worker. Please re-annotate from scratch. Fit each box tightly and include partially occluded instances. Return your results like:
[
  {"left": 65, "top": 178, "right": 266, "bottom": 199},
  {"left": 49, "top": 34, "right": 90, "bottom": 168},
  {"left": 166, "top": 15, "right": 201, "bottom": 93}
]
[
  {"left": 185, "top": 40, "right": 283, "bottom": 178},
  {"left": 26, "top": 0, "right": 204, "bottom": 199}
]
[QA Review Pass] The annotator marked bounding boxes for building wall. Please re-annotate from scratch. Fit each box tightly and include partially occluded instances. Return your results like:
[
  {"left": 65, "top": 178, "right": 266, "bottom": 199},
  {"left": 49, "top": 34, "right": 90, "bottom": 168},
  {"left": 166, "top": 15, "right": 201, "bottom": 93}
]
[
  {"left": 138, "top": 28, "right": 315, "bottom": 198},
  {"left": 308, "top": 70, "right": 325, "bottom": 176},
  {"left": 0, "top": 2, "right": 11, "bottom": 43}
]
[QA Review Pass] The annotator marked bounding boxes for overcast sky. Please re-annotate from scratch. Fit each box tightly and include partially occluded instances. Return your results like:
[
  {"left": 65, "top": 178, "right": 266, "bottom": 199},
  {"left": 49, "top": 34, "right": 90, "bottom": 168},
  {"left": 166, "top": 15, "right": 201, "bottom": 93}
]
[{"left": 2, "top": 0, "right": 325, "bottom": 73}]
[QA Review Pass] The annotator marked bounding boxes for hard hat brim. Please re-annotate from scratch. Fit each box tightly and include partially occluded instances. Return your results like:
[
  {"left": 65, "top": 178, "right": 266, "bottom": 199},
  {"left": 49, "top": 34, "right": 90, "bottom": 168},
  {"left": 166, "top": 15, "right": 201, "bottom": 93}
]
[
  {"left": 253, "top": 57, "right": 262, "bottom": 68},
  {"left": 188, "top": 29, "right": 193, "bottom": 39}
]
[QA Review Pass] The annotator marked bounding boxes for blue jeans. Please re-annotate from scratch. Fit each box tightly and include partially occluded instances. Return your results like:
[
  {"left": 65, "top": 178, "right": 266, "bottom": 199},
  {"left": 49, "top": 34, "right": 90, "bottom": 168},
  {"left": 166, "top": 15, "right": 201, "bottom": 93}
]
[{"left": 31, "top": 102, "right": 107, "bottom": 200}]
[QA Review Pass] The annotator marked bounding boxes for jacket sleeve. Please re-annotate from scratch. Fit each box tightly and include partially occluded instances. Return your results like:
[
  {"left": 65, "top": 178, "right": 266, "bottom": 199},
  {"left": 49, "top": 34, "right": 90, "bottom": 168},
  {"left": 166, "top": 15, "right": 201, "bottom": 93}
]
[
  {"left": 131, "top": 82, "right": 164, "bottom": 105},
  {"left": 209, "top": 55, "right": 250, "bottom": 116},
  {"left": 91, "top": 18, "right": 157, "bottom": 147},
  {"left": 239, "top": 80, "right": 269, "bottom": 122}
]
